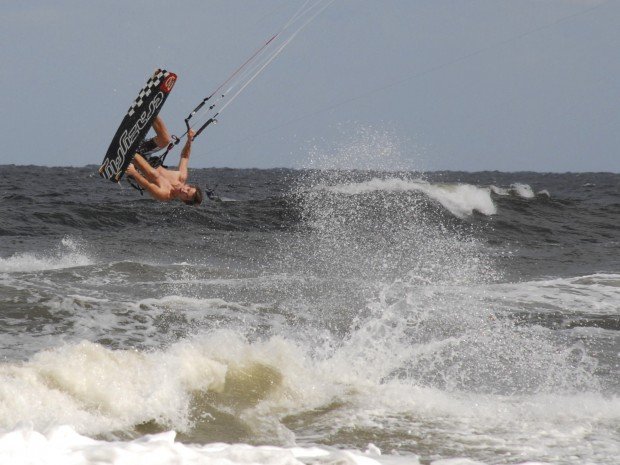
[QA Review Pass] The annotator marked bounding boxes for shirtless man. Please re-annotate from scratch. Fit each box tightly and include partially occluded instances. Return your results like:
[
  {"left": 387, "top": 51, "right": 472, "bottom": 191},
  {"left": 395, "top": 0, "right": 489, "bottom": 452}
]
[{"left": 126, "top": 116, "right": 204, "bottom": 206}]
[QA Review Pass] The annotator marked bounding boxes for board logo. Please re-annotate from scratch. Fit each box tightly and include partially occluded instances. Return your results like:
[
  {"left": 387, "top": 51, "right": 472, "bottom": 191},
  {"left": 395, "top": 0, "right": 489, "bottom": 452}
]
[
  {"left": 161, "top": 74, "right": 177, "bottom": 93},
  {"left": 116, "top": 91, "right": 165, "bottom": 160},
  {"left": 100, "top": 155, "right": 123, "bottom": 180}
]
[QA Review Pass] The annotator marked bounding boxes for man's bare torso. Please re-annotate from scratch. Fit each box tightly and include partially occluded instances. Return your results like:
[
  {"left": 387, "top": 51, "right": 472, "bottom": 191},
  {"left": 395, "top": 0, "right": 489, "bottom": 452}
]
[{"left": 152, "top": 167, "right": 184, "bottom": 195}]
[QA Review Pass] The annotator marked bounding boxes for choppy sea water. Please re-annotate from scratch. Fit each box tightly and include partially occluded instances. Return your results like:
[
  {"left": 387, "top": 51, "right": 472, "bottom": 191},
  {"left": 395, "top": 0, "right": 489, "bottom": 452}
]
[{"left": 0, "top": 164, "right": 618, "bottom": 465}]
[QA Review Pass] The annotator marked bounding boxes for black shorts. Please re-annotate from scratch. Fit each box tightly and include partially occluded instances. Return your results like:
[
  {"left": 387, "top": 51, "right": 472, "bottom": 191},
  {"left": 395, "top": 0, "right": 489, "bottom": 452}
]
[
  {"left": 136, "top": 137, "right": 161, "bottom": 157},
  {"left": 135, "top": 137, "right": 168, "bottom": 168}
]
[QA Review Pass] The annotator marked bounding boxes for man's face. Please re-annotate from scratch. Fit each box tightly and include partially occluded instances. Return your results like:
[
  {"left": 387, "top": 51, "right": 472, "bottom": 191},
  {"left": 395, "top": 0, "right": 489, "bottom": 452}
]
[{"left": 179, "top": 184, "right": 196, "bottom": 202}]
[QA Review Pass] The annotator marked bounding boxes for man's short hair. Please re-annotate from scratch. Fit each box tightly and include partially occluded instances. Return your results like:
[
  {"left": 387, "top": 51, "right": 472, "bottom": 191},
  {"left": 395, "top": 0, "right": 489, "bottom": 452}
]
[{"left": 183, "top": 185, "right": 204, "bottom": 206}]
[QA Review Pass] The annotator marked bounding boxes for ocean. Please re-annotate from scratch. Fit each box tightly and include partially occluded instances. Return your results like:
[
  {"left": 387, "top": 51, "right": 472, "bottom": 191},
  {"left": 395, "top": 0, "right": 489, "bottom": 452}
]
[{"left": 0, "top": 164, "right": 618, "bottom": 464}]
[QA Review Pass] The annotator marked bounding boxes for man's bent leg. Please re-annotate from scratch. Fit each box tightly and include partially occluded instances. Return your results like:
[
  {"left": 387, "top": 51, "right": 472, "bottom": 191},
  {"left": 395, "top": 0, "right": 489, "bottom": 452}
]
[{"left": 152, "top": 115, "right": 171, "bottom": 148}]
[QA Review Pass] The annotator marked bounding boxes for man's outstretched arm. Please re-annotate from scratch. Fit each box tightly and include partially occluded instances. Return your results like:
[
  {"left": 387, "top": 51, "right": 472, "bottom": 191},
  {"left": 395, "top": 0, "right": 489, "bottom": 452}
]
[{"left": 177, "top": 129, "right": 195, "bottom": 183}]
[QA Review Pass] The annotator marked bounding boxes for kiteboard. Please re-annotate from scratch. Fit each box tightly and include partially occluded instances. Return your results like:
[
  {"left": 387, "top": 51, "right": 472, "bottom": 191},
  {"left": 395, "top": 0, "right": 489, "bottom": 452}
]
[{"left": 99, "top": 69, "right": 177, "bottom": 182}]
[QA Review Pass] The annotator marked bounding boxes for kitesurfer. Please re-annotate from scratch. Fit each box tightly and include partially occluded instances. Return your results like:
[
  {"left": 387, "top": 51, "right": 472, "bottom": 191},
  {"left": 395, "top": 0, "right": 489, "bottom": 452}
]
[{"left": 126, "top": 116, "right": 204, "bottom": 206}]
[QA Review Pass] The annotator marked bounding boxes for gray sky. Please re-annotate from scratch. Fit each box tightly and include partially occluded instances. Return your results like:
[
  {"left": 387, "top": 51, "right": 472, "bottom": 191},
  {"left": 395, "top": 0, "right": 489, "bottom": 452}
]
[{"left": 1, "top": 0, "right": 618, "bottom": 172}]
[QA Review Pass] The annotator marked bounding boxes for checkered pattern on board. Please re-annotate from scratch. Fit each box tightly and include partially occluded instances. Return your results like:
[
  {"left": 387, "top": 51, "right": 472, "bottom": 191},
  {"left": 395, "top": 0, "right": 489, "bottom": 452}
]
[{"left": 126, "top": 69, "right": 169, "bottom": 117}]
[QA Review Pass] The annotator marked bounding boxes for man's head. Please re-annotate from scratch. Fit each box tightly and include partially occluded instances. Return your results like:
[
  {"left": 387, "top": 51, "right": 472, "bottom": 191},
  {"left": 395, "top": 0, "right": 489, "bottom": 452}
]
[{"left": 178, "top": 184, "right": 204, "bottom": 206}]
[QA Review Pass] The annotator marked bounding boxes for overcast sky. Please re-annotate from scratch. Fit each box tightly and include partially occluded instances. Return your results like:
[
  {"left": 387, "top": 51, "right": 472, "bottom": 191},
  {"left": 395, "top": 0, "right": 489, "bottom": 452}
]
[{"left": 1, "top": 0, "right": 618, "bottom": 172}]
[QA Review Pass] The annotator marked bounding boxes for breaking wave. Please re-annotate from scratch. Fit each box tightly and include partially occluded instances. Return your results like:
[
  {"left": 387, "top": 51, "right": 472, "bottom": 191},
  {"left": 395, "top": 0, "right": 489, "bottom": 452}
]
[{"left": 0, "top": 237, "right": 92, "bottom": 273}]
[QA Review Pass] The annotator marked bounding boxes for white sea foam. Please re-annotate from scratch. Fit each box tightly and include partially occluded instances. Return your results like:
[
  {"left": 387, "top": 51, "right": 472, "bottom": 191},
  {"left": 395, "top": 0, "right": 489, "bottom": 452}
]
[
  {"left": 486, "top": 273, "right": 620, "bottom": 316},
  {"left": 0, "top": 426, "right": 392, "bottom": 465},
  {"left": 0, "top": 237, "right": 92, "bottom": 273},
  {"left": 1, "top": 320, "right": 617, "bottom": 464},
  {"left": 0, "top": 339, "right": 229, "bottom": 435},
  {"left": 0, "top": 335, "right": 407, "bottom": 464},
  {"left": 0, "top": 333, "right": 321, "bottom": 438},
  {"left": 315, "top": 178, "right": 497, "bottom": 218},
  {"left": 510, "top": 182, "right": 535, "bottom": 198},
  {"left": 490, "top": 183, "right": 543, "bottom": 198}
]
